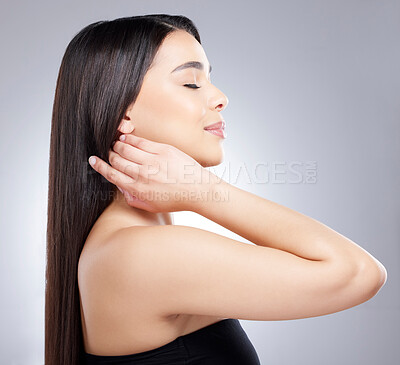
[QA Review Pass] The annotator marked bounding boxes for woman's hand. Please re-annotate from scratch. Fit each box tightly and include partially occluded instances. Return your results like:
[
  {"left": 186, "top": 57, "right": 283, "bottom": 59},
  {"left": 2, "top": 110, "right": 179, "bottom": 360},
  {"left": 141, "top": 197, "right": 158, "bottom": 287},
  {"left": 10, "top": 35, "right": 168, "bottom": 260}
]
[{"left": 88, "top": 133, "right": 218, "bottom": 213}]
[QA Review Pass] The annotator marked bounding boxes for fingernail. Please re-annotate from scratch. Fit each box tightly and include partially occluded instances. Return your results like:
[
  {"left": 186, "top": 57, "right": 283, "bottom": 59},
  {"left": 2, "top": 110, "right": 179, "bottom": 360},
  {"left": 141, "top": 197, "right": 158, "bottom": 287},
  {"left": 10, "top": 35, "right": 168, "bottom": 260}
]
[
  {"left": 117, "top": 186, "right": 124, "bottom": 194},
  {"left": 119, "top": 134, "right": 126, "bottom": 141},
  {"left": 88, "top": 156, "right": 96, "bottom": 166}
]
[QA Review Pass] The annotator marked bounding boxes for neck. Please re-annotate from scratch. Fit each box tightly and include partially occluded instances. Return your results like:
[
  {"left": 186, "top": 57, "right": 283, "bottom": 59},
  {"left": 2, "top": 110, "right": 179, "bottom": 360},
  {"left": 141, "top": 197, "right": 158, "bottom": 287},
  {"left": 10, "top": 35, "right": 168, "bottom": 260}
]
[{"left": 106, "top": 189, "right": 173, "bottom": 226}]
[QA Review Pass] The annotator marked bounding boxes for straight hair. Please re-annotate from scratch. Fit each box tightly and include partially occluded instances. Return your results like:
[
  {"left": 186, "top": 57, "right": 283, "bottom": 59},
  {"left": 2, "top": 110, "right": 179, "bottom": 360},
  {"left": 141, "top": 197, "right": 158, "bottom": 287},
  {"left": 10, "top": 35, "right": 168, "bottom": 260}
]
[{"left": 45, "top": 14, "right": 201, "bottom": 364}]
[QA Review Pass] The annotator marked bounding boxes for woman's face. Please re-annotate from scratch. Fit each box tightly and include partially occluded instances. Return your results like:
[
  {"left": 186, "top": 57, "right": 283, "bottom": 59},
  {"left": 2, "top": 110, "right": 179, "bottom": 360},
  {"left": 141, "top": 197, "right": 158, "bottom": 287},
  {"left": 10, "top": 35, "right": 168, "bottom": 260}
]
[{"left": 125, "top": 30, "right": 229, "bottom": 167}]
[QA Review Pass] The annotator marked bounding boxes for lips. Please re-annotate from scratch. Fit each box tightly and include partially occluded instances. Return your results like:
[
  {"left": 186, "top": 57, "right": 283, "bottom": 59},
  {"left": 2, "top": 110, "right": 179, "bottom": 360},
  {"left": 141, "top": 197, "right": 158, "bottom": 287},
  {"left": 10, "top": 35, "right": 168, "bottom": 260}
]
[
  {"left": 205, "top": 128, "right": 226, "bottom": 138},
  {"left": 204, "top": 120, "right": 225, "bottom": 130}
]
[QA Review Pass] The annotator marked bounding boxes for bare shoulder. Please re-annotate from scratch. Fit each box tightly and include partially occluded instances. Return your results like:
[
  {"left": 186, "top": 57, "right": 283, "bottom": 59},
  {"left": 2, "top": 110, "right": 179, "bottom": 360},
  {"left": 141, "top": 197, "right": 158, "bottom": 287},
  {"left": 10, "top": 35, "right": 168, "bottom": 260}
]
[
  {"left": 96, "top": 223, "right": 365, "bottom": 322},
  {"left": 78, "top": 224, "right": 227, "bottom": 355}
]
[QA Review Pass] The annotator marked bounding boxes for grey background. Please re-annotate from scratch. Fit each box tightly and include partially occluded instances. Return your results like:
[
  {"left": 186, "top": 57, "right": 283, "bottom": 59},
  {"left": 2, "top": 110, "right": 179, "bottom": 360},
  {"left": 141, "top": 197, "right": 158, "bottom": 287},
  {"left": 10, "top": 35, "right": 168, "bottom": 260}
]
[{"left": 0, "top": 0, "right": 398, "bottom": 364}]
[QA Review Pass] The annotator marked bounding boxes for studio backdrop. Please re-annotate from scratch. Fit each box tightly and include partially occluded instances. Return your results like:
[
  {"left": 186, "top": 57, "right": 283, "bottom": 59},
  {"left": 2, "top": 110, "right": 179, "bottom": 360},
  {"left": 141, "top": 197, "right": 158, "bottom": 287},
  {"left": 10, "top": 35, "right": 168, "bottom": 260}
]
[{"left": 0, "top": 1, "right": 398, "bottom": 364}]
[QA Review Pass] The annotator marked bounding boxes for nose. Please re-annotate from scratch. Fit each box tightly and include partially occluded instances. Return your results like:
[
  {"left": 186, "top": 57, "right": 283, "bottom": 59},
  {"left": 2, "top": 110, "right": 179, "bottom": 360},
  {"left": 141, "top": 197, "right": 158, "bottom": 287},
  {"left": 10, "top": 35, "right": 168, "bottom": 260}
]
[{"left": 209, "top": 86, "right": 229, "bottom": 112}]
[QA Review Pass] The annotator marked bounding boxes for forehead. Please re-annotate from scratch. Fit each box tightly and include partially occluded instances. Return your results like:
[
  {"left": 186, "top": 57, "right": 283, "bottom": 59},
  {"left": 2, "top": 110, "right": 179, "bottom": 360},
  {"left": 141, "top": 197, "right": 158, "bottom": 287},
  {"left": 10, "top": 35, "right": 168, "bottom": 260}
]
[{"left": 149, "top": 30, "right": 210, "bottom": 73}]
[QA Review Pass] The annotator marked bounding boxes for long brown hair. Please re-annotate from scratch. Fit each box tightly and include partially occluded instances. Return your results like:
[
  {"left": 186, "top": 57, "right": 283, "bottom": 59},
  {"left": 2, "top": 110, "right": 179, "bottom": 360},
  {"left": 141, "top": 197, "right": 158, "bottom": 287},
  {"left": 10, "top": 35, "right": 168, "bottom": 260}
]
[{"left": 45, "top": 14, "right": 201, "bottom": 364}]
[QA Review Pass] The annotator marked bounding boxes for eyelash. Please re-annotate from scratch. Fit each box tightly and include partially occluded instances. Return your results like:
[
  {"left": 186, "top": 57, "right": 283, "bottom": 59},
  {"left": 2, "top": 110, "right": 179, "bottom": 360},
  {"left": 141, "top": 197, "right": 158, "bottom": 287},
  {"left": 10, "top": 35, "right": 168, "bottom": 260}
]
[{"left": 184, "top": 84, "right": 201, "bottom": 89}]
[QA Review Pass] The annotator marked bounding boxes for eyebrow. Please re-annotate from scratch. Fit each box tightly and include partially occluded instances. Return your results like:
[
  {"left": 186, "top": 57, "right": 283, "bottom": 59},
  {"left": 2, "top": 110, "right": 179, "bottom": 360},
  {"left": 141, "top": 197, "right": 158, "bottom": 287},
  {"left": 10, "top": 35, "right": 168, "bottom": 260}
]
[{"left": 171, "top": 61, "right": 212, "bottom": 75}]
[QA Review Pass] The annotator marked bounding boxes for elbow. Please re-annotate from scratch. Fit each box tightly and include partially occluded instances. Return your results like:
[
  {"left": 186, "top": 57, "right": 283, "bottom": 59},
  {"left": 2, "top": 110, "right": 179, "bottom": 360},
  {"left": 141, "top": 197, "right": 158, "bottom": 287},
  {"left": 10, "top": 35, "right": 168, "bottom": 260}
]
[
  {"left": 324, "top": 254, "right": 387, "bottom": 311},
  {"left": 371, "top": 259, "right": 387, "bottom": 289},
  {"left": 355, "top": 257, "right": 387, "bottom": 299}
]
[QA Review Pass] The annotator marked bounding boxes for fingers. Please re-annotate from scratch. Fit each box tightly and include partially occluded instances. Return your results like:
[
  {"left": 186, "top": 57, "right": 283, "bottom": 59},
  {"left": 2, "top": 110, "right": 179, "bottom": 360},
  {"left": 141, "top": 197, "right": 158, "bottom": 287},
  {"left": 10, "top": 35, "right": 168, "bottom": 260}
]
[
  {"left": 119, "top": 133, "right": 166, "bottom": 154},
  {"left": 88, "top": 155, "right": 137, "bottom": 190},
  {"left": 88, "top": 155, "right": 157, "bottom": 212},
  {"left": 112, "top": 140, "right": 152, "bottom": 166},
  {"left": 108, "top": 150, "right": 141, "bottom": 180}
]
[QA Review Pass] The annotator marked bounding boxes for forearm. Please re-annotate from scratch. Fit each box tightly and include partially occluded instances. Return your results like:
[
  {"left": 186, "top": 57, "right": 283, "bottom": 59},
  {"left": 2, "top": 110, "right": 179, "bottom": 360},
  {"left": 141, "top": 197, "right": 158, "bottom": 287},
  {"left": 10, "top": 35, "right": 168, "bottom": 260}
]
[{"left": 191, "top": 175, "right": 384, "bottom": 280}]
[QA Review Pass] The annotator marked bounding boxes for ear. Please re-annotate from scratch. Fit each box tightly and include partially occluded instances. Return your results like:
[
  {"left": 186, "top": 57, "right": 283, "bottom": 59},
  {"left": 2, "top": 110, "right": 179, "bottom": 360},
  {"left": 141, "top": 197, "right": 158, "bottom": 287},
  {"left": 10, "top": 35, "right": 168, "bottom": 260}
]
[
  {"left": 117, "top": 116, "right": 135, "bottom": 134},
  {"left": 118, "top": 103, "right": 135, "bottom": 134}
]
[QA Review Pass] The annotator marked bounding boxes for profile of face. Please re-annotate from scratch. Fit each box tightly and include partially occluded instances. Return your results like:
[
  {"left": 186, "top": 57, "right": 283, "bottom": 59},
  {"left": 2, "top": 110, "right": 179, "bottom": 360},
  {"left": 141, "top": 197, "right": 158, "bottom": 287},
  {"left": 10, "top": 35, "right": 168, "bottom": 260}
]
[{"left": 118, "top": 30, "right": 229, "bottom": 168}]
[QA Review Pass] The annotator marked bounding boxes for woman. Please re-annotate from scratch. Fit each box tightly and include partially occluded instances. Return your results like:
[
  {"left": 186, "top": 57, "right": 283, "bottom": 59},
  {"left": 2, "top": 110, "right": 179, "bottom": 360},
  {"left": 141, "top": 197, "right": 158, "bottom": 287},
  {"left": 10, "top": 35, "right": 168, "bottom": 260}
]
[{"left": 45, "top": 14, "right": 387, "bottom": 365}]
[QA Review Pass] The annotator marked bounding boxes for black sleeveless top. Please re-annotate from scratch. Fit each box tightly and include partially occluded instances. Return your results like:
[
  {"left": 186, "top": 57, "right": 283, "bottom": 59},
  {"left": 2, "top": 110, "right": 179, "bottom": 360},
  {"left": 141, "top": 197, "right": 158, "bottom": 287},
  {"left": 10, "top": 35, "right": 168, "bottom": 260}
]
[{"left": 83, "top": 318, "right": 260, "bottom": 364}]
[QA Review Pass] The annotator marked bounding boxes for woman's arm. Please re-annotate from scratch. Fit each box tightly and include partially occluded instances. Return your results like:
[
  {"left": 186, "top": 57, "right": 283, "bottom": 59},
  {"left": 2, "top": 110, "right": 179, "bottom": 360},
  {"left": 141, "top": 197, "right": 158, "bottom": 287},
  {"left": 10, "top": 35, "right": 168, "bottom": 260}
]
[
  {"left": 93, "top": 132, "right": 386, "bottom": 289},
  {"left": 192, "top": 174, "right": 387, "bottom": 289}
]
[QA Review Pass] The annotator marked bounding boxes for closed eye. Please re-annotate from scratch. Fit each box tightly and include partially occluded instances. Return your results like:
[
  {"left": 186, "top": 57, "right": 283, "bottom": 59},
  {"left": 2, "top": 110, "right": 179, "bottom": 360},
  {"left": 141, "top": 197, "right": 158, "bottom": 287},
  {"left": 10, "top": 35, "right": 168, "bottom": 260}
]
[{"left": 184, "top": 84, "right": 201, "bottom": 89}]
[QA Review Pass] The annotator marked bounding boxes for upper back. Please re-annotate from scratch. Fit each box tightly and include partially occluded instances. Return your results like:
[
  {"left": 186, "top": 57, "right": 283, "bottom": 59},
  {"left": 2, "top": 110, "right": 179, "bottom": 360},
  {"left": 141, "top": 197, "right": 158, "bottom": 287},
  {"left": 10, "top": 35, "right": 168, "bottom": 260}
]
[{"left": 78, "top": 223, "right": 223, "bottom": 356}]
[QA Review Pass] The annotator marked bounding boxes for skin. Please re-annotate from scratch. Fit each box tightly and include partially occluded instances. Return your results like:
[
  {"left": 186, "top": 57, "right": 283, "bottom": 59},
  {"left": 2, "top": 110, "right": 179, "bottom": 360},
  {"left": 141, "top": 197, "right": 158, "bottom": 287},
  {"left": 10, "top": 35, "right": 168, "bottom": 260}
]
[
  {"left": 103, "top": 29, "right": 229, "bottom": 226},
  {"left": 81, "top": 28, "right": 386, "bottom": 356}
]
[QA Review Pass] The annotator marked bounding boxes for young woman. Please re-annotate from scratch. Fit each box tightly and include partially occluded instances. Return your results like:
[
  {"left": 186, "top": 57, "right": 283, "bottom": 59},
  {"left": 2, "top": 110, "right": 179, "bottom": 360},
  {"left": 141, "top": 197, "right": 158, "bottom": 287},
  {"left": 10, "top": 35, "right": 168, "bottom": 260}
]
[{"left": 45, "top": 14, "right": 387, "bottom": 365}]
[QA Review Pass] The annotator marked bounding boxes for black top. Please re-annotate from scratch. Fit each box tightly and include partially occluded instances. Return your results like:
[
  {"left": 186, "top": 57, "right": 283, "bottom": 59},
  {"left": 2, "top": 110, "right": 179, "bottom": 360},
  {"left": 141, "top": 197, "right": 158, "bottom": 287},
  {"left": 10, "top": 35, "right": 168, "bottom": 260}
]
[{"left": 83, "top": 318, "right": 260, "bottom": 364}]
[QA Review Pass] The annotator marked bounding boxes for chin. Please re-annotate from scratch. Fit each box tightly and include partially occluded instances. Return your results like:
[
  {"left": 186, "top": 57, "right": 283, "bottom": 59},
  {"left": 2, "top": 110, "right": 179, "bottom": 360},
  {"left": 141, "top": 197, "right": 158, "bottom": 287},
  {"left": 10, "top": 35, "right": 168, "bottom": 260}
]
[{"left": 198, "top": 148, "right": 225, "bottom": 168}]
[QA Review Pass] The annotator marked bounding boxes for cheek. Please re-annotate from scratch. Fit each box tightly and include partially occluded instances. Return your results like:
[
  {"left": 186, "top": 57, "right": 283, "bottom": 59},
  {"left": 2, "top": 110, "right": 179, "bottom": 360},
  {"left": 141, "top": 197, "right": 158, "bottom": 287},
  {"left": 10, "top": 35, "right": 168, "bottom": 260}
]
[
  {"left": 141, "top": 84, "right": 204, "bottom": 121},
  {"left": 133, "top": 86, "right": 205, "bottom": 147},
  {"left": 163, "top": 86, "right": 205, "bottom": 123}
]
